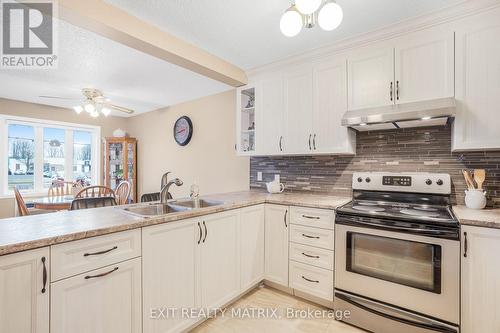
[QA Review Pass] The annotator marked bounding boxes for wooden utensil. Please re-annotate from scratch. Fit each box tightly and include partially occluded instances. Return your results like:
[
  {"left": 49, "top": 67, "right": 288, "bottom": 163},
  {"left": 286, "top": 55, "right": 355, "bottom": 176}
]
[
  {"left": 474, "top": 169, "right": 486, "bottom": 190},
  {"left": 462, "top": 169, "right": 475, "bottom": 190}
]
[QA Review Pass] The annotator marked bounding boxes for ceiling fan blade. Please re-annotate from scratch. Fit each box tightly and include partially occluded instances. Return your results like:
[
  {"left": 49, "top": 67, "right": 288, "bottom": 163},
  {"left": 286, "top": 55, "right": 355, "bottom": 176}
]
[
  {"left": 107, "top": 103, "right": 135, "bottom": 114},
  {"left": 39, "top": 95, "right": 80, "bottom": 100}
]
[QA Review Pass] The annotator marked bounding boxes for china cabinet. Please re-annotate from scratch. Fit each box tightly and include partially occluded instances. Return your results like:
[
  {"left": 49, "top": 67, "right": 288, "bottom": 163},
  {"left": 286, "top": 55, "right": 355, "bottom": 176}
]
[{"left": 104, "top": 137, "right": 137, "bottom": 202}]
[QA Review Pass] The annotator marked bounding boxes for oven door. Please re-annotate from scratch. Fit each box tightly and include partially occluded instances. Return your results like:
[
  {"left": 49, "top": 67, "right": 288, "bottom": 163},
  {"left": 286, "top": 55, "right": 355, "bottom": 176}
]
[{"left": 335, "top": 222, "right": 459, "bottom": 325}]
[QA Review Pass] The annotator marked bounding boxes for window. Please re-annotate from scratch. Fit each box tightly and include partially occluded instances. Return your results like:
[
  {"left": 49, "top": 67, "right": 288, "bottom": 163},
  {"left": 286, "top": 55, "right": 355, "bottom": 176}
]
[{"left": 0, "top": 115, "right": 100, "bottom": 195}]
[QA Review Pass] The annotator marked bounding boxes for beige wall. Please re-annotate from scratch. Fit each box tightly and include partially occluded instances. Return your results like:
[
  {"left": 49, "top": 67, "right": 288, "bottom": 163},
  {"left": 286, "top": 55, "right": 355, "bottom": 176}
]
[
  {"left": 0, "top": 98, "right": 128, "bottom": 218},
  {"left": 126, "top": 90, "right": 249, "bottom": 199}
]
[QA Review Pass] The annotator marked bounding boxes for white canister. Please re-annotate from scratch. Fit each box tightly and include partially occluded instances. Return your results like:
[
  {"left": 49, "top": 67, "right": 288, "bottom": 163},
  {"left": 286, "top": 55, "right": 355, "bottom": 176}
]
[
  {"left": 266, "top": 181, "right": 285, "bottom": 194},
  {"left": 464, "top": 189, "right": 487, "bottom": 210}
]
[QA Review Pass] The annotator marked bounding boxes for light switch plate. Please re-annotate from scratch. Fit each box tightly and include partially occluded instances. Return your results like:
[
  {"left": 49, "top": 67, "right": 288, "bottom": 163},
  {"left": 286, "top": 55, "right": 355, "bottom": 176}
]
[{"left": 257, "top": 172, "right": 263, "bottom": 181}]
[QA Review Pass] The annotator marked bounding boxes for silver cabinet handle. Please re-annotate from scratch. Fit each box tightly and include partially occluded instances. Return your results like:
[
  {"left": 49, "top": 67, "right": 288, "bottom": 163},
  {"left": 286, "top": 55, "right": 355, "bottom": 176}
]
[
  {"left": 390, "top": 82, "right": 393, "bottom": 101},
  {"left": 302, "top": 252, "right": 320, "bottom": 259},
  {"left": 302, "top": 233, "right": 319, "bottom": 239},
  {"left": 41, "top": 257, "right": 47, "bottom": 294},
  {"left": 313, "top": 134, "right": 316, "bottom": 150},
  {"left": 279, "top": 136, "right": 283, "bottom": 152},
  {"left": 302, "top": 214, "right": 320, "bottom": 220},
  {"left": 284, "top": 209, "right": 288, "bottom": 228},
  {"left": 197, "top": 222, "right": 202, "bottom": 244},
  {"left": 396, "top": 80, "right": 400, "bottom": 100},
  {"left": 302, "top": 275, "right": 319, "bottom": 283},
  {"left": 463, "top": 231, "right": 468, "bottom": 258},
  {"left": 85, "top": 267, "right": 118, "bottom": 280},
  {"left": 308, "top": 134, "right": 312, "bottom": 150}
]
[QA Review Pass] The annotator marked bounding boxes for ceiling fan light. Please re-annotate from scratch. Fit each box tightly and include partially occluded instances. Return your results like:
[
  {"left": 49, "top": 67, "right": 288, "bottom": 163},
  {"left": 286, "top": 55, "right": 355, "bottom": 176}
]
[
  {"left": 280, "top": 6, "right": 303, "bottom": 37},
  {"left": 318, "top": 1, "right": 343, "bottom": 31},
  {"left": 73, "top": 105, "right": 83, "bottom": 114},
  {"left": 295, "top": 0, "right": 322, "bottom": 15},
  {"left": 90, "top": 110, "right": 100, "bottom": 118},
  {"left": 101, "top": 107, "right": 111, "bottom": 117},
  {"left": 84, "top": 102, "right": 95, "bottom": 113}
]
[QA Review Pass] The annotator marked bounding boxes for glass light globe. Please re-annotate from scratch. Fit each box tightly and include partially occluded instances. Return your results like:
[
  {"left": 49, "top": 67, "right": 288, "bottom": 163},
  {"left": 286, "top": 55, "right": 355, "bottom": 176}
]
[
  {"left": 318, "top": 1, "right": 343, "bottom": 31},
  {"left": 295, "top": 0, "right": 322, "bottom": 15},
  {"left": 280, "top": 7, "right": 303, "bottom": 37},
  {"left": 101, "top": 107, "right": 111, "bottom": 117},
  {"left": 73, "top": 105, "right": 83, "bottom": 114},
  {"left": 84, "top": 102, "right": 95, "bottom": 113},
  {"left": 90, "top": 110, "right": 99, "bottom": 118}
]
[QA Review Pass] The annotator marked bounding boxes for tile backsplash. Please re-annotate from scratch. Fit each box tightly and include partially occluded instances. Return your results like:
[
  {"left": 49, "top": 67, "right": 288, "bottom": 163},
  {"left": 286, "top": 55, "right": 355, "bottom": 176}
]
[{"left": 250, "top": 125, "right": 500, "bottom": 207}]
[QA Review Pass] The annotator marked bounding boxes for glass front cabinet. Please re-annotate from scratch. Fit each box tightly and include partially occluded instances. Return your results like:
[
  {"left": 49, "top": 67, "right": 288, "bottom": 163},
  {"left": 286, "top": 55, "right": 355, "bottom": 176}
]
[
  {"left": 236, "top": 86, "right": 257, "bottom": 155},
  {"left": 104, "top": 137, "right": 137, "bottom": 202}
]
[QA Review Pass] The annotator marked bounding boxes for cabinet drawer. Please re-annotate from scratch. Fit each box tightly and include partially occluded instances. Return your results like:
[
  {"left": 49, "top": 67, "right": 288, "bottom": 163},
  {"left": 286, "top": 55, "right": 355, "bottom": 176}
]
[
  {"left": 290, "top": 224, "right": 334, "bottom": 250},
  {"left": 289, "top": 243, "right": 334, "bottom": 270},
  {"left": 289, "top": 261, "right": 333, "bottom": 301},
  {"left": 290, "top": 206, "right": 334, "bottom": 229},
  {"left": 51, "top": 229, "right": 141, "bottom": 281}
]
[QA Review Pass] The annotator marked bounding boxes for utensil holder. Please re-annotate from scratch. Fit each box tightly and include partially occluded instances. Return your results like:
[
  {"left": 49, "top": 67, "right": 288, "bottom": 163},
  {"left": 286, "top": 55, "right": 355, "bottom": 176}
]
[{"left": 465, "top": 189, "right": 487, "bottom": 209}]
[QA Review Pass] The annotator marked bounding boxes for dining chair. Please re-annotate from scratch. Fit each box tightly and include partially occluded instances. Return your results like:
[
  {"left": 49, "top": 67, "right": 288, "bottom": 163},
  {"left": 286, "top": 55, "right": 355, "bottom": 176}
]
[
  {"left": 74, "top": 185, "right": 115, "bottom": 199},
  {"left": 115, "top": 180, "right": 131, "bottom": 205},
  {"left": 140, "top": 192, "right": 160, "bottom": 202},
  {"left": 14, "top": 188, "right": 30, "bottom": 216},
  {"left": 48, "top": 181, "right": 76, "bottom": 197},
  {"left": 70, "top": 197, "right": 117, "bottom": 210}
]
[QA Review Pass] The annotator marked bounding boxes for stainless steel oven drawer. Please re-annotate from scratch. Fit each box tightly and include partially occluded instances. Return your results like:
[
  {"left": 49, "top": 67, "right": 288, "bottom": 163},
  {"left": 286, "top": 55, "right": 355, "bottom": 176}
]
[{"left": 334, "top": 290, "right": 459, "bottom": 333}]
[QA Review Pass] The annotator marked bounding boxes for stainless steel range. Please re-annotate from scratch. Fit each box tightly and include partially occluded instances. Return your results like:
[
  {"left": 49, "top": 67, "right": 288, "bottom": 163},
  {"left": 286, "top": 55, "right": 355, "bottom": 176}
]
[{"left": 335, "top": 172, "right": 460, "bottom": 333}]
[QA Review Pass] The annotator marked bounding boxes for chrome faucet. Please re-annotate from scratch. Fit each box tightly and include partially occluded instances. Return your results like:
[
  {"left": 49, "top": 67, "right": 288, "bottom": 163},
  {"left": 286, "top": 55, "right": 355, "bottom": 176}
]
[
  {"left": 190, "top": 183, "right": 200, "bottom": 200},
  {"left": 160, "top": 178, "right": 183, "bottom": 203}
]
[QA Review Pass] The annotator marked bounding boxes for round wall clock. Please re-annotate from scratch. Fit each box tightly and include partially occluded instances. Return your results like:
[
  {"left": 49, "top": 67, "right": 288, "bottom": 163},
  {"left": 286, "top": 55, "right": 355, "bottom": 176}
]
[{"left": 173, "top": 116, "right": 193, "bottom": 146}]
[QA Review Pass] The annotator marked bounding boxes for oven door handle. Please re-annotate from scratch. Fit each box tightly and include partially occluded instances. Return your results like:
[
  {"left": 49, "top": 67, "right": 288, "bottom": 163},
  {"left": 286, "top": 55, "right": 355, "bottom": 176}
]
[
  {"left": 335, "top": 292, "right": 457, "bottom": 333},
  {"left": 342, "top": 219, "right": 452, "bottom": 237}
]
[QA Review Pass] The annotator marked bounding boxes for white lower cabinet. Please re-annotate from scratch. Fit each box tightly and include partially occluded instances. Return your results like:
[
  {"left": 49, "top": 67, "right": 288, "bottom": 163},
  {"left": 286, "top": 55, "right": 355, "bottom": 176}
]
[
  {"left": 240, "top": 205, "right": 265, "bottom": 291},
  {"left": 0, "top": 247, "right": 49, "bottom": 333},
  {"left": 264, "top": 204, "right": 289, "bottom": 286},
  {"left": 461, "top": 225, "right": 500, "bottom": 333},
  {"left": 50, "top": 257, "right": 142, "bottom": 333},
  {"left": 142, "top": 220, "right": 199, "bottom": 333},
  {"left": 199, "top": 211, "right": 240, "bottom": 309},
  {"left": 289, "top": 261, "right": 333, "bottom": 301}
]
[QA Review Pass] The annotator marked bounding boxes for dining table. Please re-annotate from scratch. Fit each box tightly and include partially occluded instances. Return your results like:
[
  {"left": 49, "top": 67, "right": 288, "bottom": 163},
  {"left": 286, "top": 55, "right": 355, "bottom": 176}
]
[{"left": 31, "top": 195, "right": 75, "bottom": 211}]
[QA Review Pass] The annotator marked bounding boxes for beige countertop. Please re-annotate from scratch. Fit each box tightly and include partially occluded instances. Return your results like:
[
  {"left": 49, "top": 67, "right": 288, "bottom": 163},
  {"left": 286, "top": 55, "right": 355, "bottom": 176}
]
[
  {"left": 452, "top": 205, "right": 500, "bottom": 230},
  {"left": 0, "top": 190, "right": 350, "bottom": 256}
]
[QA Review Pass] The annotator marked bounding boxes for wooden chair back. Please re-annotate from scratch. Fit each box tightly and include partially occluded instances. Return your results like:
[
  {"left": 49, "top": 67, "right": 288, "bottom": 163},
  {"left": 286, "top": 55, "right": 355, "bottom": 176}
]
[
  {"left": 115, "top": 181, "right": 131, "bottom": 205},
  {"left": 14, "top": 188, "right": 30, "bottom": 216},
  {"left": 74, "top": 186, "right": 115, "bottom": 199},
  {"left": 70, "top": 197, "right": 117, "bottom": 210},
  {"left": 48, "top": 181, "right": 75, "bottom": 197}
]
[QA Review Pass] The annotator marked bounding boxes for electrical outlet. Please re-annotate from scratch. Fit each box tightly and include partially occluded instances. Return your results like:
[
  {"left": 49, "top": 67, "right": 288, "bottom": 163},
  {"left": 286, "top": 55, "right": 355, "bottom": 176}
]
[{"left": 257, "top": 172, "right": 263, "bottom": 181}]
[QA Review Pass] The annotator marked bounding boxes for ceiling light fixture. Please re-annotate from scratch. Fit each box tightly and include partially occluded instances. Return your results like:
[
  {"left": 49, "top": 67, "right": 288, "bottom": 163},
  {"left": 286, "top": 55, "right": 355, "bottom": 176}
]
[
  {"left": 280, "top": 0, "right": 343, "bottom": 37},
  {"left": 70, "top": 88, "right": 134, "bottom": 117}
]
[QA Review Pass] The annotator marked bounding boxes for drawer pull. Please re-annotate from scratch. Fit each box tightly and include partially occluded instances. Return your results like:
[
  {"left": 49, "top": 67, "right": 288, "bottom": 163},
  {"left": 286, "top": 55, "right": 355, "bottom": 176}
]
[
  {"left": 302, "top": 252, "right": 320, "bottom": 259},
  {"left": 84, "top": 246, "right": 118, "bottom": 257},
  {"left": 41, "top": 257, "right": 47, "bottom": 294},
  {"left": 302, "top": 214, "right": 320, "bottom": 220},
  {"left": 302, "top": 275, "right": 319, "bottom": 283},
  {"left": 85, "top": 267, "right": 119, "bottom": 280},
  {"left": 302, "top": 233, "right": 320, "bottom": 239}
]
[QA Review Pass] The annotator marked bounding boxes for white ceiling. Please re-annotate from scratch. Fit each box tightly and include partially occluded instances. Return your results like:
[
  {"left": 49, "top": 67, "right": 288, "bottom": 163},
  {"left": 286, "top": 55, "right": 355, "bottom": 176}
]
[
  {"left": 0, "top": 19, "right": 231, "bottom": 117},
  {"left": 106, "top": 0, "right": 466, "bottom": 69}
]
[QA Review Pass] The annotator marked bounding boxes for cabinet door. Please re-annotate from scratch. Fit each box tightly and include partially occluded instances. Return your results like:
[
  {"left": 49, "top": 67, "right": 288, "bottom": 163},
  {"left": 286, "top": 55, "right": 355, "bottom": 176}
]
[
  {"left": 142, "top": 220, "right": 199, "bottom": 333},
  {"left": 285, "top": 66, "right": 313, "bottom": 154},
  {"left": 199, "top": 211, "right": 240, "bottom": 309},
  {"left": 313, "top": 58, "right": 355, "bottom": 154},
  {"left": 453, "top": 14, "right": 500, "bottom": 151},
  {"left": 240, "top": 205, "right": 265, "bottom": 291},
  {"left": 395, "top": 29, "right": 454, "bottom": 104},
  {"left": 259, "top": 74, "right": 285, "bottom": 154},
  {"left": 461, "top": 225, "right": 500, "bottom": 333},
  {"left": 347, "top": 46, "right": 394, "bottom": 110},
  {"left": 264, "top": 204, "right": 289, "bottom": 286},
  {"left": 0, "top": 247, "right": 49, "bottom": 333},
  {"left": 51, "top": 258, "right": 142, "bottom": 333}
]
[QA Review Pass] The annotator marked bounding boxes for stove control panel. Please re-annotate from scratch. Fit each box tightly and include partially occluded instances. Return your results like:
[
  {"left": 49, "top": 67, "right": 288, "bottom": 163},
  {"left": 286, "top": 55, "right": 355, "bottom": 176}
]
[
  {"left": 382, "top": 176, "right": 412, "bottom": 186},
  {"left": 352, "top": 172, "right": 451, "bottom": 195}
]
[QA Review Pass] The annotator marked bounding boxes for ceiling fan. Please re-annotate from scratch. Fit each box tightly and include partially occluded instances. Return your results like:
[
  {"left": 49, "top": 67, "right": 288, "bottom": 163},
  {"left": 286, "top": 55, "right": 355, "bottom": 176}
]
[{"left": 39, "top": 88, "right": 134, "bottom": 117}]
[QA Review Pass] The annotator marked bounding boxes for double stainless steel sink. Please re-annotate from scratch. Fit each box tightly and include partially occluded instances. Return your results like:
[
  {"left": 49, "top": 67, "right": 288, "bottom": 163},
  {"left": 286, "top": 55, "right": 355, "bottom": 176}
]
[{"left": 122, "top": 198, "right": 224, "bottom": 217}]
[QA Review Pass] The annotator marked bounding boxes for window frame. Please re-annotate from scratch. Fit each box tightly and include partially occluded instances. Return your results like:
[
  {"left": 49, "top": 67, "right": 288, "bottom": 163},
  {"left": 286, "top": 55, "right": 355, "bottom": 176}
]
[{"left": 0, "top": 114, "right": 101, "bottom": 197}]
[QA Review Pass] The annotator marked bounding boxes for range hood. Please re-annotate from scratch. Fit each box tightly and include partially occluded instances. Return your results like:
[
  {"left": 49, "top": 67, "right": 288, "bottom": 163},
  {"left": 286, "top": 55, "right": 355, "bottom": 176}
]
[{"left": 341, "top": 97, "right": 456, "bottom": 131}]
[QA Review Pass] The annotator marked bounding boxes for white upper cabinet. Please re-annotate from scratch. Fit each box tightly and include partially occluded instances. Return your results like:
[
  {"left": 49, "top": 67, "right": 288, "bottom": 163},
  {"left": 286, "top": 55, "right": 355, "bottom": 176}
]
[
  {"left": 258, "top": 74, "right": 286, "bottom": 155},
  {"left": 347, "top": 46, "right": 395, "bottom": 110},
  {"left": 394, "top": 29, "right": 454, "bottom": 104},
  {"left": 452, "top": 10, "right": 500, "bottom": 151},
  {"left": 313, "top": 58, "right": 355, "bottom": 154},
  {"left": 285, "top": 65, "right": 313, "bottom": 154},
  {"left": 0, "top": 247, "right": 49, "bottom": 333}
]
